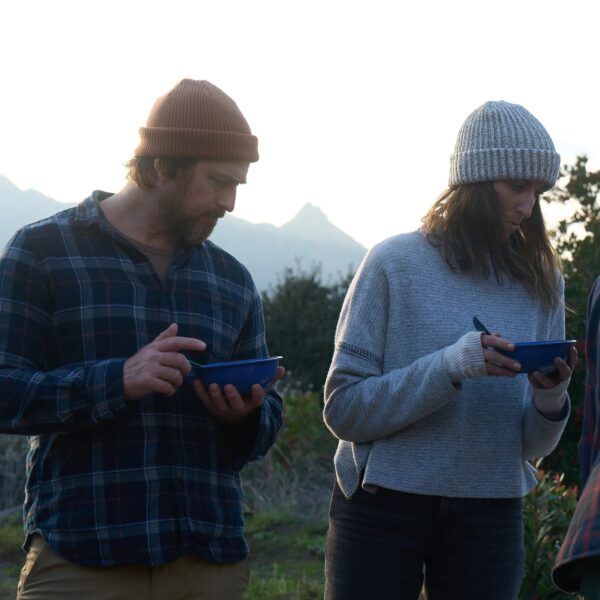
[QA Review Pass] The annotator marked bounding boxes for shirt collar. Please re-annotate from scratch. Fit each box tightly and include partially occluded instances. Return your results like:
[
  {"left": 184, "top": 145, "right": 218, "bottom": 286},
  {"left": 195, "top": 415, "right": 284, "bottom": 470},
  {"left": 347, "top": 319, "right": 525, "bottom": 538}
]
[{"left": 73, "top": 191, "right": 200, "bottom": 264}]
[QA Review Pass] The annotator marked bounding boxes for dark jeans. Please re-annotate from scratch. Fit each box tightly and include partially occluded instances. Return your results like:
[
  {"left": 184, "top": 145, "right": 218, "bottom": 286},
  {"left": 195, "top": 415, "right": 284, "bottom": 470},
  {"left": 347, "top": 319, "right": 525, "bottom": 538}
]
[{"left": 325, "top": 482, "right": 524, "bottom": 600}]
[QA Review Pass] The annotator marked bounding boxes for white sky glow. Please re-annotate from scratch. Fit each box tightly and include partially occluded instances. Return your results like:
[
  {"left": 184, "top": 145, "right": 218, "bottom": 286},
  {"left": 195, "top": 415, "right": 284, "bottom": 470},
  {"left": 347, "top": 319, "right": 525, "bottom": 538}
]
[{"left": 1, "top": 0, "right": 599, "bottom": 248}]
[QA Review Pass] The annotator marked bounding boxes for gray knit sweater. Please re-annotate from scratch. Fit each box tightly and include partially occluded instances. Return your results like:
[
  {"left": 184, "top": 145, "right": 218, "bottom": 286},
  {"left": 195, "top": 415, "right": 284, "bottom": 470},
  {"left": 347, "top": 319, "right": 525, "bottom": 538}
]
[{"left": 323, "top": 230, "right": 569, "bottom": 499}]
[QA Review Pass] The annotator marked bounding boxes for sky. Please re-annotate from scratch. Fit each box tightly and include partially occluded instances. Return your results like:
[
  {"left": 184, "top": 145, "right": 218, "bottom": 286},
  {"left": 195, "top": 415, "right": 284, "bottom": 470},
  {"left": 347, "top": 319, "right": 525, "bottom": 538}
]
[{"left": 1, "top": 0, "right": 599, "bottom": 249}]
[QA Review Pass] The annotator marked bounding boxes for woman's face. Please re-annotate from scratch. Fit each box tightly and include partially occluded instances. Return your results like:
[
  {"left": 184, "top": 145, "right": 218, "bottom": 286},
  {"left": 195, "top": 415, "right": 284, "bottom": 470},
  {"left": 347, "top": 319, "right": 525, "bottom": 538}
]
[{"left": 492, "top": 180, "right": 547, "bottom": 240}]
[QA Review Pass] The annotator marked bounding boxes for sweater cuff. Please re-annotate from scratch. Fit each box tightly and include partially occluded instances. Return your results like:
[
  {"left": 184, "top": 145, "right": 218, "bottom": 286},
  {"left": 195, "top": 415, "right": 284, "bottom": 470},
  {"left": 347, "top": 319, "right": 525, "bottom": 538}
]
[
  {"left": 532, "top": 378, "right": 569, "bottom": 419},
  {"left": 442, "top": 331, "right": 487, "bottom": 383}
]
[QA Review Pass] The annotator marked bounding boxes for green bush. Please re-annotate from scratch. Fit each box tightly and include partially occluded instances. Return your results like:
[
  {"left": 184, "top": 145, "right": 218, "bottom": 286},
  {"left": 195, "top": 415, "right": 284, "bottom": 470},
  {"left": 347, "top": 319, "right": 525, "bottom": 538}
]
[
  {"left": 0, "top": 523, "right": 22, "bottom": 558},
  {"left": 242, "top": 391, "right": 336, "bottom": 516},
  {"left": 245, "top": 563, "right": 323, "bottom": 600},
  {"left": 243, "top": 392, "right": 583, "bottom": 598},
  {"left": 0, "top": 517, "right": 23, "bottom": 600},
  {"left": 543, "top": 156, "right": 600, "bottom": 486},
  {"left": 0, "top": 435, "right": 28, "bottom": 511},
  {"left": 520, "top": 462, "right": 579, "bottom": 600},
  {"left": 262, "top": 265, "right": 351, "bottom": 392}
]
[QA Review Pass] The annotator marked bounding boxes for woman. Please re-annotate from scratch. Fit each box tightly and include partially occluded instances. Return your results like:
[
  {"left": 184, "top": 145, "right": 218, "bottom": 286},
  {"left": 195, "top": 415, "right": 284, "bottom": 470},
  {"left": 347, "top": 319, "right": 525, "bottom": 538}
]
[{"left": 323, "top": 100, "right": 577, "bottom": 600}]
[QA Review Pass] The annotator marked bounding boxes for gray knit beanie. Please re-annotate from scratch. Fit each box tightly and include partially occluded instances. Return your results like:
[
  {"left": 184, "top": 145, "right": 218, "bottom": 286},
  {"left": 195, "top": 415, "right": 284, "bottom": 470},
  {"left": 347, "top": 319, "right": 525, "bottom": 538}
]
[{"left": 449, "top": 101, "right": 560, "bottom": 188}]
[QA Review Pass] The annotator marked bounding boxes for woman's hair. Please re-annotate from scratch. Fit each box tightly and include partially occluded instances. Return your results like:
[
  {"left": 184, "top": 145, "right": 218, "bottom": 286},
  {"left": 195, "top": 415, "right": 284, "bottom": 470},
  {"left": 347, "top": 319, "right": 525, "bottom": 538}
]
[
  {"left": 125, "top": 156, "right": 199, "bottom": 189},
  {"left": 421, "top": 182, "right": 562, "bottom": 308}
]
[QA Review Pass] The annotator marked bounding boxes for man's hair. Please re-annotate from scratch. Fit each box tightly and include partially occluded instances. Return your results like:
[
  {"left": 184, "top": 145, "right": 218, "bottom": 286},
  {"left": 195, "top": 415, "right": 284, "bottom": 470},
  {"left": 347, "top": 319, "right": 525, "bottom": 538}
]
[
  {"left": 125, "top": 157, "right": 199, "bottom": 189},
  {"left": 421, "top": 182, "right": 562, "bottom": 309}
]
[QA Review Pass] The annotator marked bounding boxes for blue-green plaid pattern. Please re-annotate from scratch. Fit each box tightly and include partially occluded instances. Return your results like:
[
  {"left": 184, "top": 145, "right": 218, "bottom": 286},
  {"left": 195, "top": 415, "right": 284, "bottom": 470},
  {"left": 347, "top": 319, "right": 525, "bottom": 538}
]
[
  {"left": 553, "top": 276, "right": 600, "bottom": 591},
  {"left": 0, "top": 192, "right": 283, "bottom": 566}
]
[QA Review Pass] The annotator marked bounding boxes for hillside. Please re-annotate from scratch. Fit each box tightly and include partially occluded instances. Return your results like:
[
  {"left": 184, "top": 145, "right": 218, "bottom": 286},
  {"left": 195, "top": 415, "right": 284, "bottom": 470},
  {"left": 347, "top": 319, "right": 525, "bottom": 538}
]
[{"left": 0, "top": 175, "right": 366, "bottom": 290}]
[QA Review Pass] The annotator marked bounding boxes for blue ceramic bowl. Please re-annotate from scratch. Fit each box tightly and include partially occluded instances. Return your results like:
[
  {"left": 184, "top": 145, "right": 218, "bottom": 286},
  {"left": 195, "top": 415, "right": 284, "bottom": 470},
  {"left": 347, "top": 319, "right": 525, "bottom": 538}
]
[
  {"left": 191, "top": 356, "right": 282, "bottom": 394},
  {"left": 497, "top": 340, "right": 576, "bottom": 374}
]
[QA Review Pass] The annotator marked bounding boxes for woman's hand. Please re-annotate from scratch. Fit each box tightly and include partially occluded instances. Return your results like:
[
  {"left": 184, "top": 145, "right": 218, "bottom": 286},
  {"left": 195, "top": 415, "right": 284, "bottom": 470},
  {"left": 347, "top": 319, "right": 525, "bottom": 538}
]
[
  {"left": 480, "top": 332, "right": 521, "bottom": 377},
  {"left": 528, "top": 345, "right": 578, "bottom": 390}
]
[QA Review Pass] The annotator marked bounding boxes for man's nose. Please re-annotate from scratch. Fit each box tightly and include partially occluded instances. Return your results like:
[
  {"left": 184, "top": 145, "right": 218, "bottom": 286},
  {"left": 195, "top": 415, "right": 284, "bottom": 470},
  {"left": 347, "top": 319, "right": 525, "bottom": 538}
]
[{"left": 218, "top": 189, "right": 237, "bottom": 213}]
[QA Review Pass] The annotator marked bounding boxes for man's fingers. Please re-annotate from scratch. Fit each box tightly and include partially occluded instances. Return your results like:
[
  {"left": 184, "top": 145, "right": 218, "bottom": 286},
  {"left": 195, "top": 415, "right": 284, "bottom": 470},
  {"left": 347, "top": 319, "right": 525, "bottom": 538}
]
[
  {"left": 158, "top": 352, "right": 193, "bottom": 375},
  {"left": 154, "top": 323, "right": 178, "bottom": 341},
  {"left": 155, "top": 365, "right": 185, "bottom": 389},
  {"left": 273, "top": 366, "right": 286, "bottom": 385},
  {"left": 222, "top": 384, "right": 247, "bottom": 411},
  {"left": 193, "top": 379, "right": 209, "bottom": 400},
  {"left": 202, "top": 383, "right": 240, "bottom": 416},
  {"left": 193, "top": 380, "right": 264, "bottom": 423},
  {"left": 567, "top": 346, "right": 578, "bottom": 370},
  {"left": 156, "top": 336, "right": 206, "bottom": 353},
  {"left": 143, "top": 365, "right": 185, "bottom": 394},
  {"left": 153, "top": 324, "right": 206, "bottom": 352},
  {"left": 154, "top": 379, "right": 177, "bottom": 396}
]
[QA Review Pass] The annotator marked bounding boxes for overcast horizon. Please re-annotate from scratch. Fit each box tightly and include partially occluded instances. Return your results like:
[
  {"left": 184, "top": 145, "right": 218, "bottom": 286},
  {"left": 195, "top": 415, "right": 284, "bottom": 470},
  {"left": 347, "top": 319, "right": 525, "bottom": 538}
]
[{"left": 1, "top": 0, "right": 599, "bottom": 248}]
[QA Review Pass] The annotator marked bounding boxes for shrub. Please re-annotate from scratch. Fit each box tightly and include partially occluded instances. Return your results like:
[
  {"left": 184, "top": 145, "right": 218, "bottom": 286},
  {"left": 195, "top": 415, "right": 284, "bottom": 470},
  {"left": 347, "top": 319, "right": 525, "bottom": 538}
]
[
  {"left": 0, "top": 435, "right": 27, "bottom": 511},
  {"left": 242, "top": 391, "right": 336, "bottom": 517},
  {"left": 262, "top": 265, "right": 352, "bottom": 393},
  {"left": 543, "top": 156, "right": 600, "bottom": 486},
  {"left": 520, "top": 462, "right": 579, "bottom": 599}
]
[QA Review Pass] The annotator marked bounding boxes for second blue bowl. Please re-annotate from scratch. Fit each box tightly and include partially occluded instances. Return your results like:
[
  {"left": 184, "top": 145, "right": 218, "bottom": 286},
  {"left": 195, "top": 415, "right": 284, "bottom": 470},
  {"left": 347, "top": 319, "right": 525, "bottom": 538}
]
[
  {"left": 191, "top": 356, "right": 282, "bottom": 394},
  {"left": 497, "top": 340, "right": 575, "bottom": 374}
]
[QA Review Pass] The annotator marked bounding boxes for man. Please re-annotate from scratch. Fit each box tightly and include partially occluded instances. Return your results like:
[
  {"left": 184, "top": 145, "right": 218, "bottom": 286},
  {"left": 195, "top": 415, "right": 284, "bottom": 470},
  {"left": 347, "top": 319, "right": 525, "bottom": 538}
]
[{"left": 0, "top": 79, "right": 284, "bottom": 599}]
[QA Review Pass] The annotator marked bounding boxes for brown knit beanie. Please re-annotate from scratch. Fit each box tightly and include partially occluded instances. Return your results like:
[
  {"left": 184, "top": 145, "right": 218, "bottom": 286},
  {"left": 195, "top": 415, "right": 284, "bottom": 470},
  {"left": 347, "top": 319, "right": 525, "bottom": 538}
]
[{"left": 134, "top": 79, "right": 258, "bottom": 162}]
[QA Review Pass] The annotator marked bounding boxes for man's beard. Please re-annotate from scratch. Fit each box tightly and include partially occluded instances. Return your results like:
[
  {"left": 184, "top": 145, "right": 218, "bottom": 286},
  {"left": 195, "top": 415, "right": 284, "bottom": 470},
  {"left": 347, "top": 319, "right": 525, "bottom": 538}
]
[{"left": 156, "top": 190, "right": 222, "bottom": 247}]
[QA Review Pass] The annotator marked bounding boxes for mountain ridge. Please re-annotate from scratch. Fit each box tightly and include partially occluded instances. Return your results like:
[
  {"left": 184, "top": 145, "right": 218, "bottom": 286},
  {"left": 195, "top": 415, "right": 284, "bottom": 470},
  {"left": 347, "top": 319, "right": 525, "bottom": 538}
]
[{"left": 0, "top": 175, "right": 366, "bottom": 290}]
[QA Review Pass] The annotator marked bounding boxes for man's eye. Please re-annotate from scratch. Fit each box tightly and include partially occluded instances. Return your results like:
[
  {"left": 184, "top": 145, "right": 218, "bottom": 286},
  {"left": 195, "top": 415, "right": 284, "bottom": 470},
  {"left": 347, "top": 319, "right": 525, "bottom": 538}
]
[{"left": 510, "top": 183, "right": 525, "bottom": 191}]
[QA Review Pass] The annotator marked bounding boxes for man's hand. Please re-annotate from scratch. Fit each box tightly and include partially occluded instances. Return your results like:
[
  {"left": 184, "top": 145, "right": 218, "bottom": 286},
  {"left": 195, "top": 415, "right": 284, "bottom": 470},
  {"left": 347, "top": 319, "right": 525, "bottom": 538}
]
[
  {"left": 193, "top": 366, "right": 285, "bottom": 424},
  {"left": 123, "top": 323, "right": 206, "bottom": 400}
]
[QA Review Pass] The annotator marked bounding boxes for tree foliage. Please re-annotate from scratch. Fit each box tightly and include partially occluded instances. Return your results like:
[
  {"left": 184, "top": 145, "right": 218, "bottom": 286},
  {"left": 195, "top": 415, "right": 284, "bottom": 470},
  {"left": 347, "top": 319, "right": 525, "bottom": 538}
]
[
  {"left": 520, "top": 463, "right": 578, "bottom": 600},
  {"left": 262, "top": 264, "right": 352, "bottom": 392},
  {"left": 544, "top": 156, "right": 600, "bottom": 484},
  {"left": 0, "top": 434, "right": 28, "bottom": 511}
]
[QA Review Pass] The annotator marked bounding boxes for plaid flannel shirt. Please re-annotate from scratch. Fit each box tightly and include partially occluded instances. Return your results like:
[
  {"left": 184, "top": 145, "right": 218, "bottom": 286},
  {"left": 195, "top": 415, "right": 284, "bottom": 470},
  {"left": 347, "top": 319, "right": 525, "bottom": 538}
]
[
  {"left": 553, "top": 276, "right": 600, "bottom": 591},
  {"left": 0, "top": 192, "right": 283, "bottom": 566}
]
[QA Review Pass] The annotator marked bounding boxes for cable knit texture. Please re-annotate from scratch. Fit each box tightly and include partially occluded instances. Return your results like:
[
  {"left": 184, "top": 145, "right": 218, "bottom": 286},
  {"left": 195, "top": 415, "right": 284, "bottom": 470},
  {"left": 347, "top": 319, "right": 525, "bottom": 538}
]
[
  {"left": 324, "top": 230, "right": 569, "bottom": 499},
  {"left": 449, "top": 100, "right": 560, "bottom": 188}
]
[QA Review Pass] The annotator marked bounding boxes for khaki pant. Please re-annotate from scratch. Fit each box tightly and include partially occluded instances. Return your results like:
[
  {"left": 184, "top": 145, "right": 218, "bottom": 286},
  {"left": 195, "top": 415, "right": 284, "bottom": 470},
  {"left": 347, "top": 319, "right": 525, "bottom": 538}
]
[{"left": 16, "top": 535, "right": 249, "bottom": 600}]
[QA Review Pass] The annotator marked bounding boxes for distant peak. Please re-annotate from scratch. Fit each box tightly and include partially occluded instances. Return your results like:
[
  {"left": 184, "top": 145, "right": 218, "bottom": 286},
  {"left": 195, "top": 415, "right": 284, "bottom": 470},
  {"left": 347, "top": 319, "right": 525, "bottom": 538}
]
[
  {"left": 285, "top": 203, "right": 331, "bottom": 227},
  {"left": 279, "top": 202, "right": 364, "bottom": 250},
  {"left": 0, "top": 174, "right": 21, "bottom": 193},
  {"left": 296, "top": 202, "right": 326, "bottom": 215}
]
